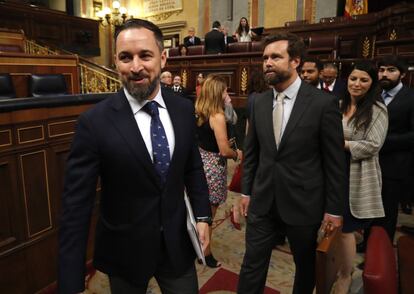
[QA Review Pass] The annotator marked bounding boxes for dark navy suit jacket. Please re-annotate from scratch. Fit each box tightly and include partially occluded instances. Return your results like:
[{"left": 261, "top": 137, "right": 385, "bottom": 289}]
[{"left": 58, "top": 88, "right": 210, "bottom": 293}]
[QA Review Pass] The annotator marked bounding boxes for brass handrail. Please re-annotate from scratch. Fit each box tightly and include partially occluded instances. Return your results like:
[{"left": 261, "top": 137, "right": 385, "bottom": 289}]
[{"left": 24, "top": 39, "right": 121, "bottom": 93}]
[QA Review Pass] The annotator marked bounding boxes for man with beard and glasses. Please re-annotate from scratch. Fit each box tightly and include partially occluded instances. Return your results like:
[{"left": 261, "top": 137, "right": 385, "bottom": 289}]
[
  {"left": 58, "top": 18, "right": 211, "bottom": 294},
  {"left": 371, "top": 56, "right": 414, "bottom": 240},
  {"left": 237, "top": 33, "right": 346, "bottom": 294}
]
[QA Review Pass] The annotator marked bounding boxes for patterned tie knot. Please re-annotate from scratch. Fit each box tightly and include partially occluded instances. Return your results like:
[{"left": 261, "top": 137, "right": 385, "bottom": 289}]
[
  {"left": 382, "top": 92, "right": 390, "bottom": 99},
  {"left": 144, "top": 101, "right": 159, "bottom": 117}
]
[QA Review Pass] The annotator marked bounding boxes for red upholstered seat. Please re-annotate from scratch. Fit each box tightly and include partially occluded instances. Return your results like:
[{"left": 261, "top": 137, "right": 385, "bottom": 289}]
[
  {"left": 187, "top": 45, "right": 204, "bottom": 56},
  {"left": 226, "top": 42, "right": 250, "bottom": 53},
  {"left": 363, "top": 226, "right": 398, "bottom": 294}
]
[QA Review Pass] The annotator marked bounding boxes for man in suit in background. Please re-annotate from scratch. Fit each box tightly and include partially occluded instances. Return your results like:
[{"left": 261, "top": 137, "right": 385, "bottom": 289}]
[
  {"left": 300, "top": 57, "right": 322, "bottom": 88},
  {"left": 172, "top": 75, "right": 191, "bottom": 102},
  {"left": 320, "top": 62, "right": 346, "bottom": 101},
  {"left": 204, "top": 21, "right": 225, "bottom": 54},
  {"left": 374, "top": 56, "right": 414, "bottom": 239},
  {"left": 58, "top": 18, "right": 211, "bottom": 294},
  {"left": 238, "top": 33, "right": 346, "bottom": 294},
  {"left": 183, "top": 27, "right": 201, "bottom": 47}
]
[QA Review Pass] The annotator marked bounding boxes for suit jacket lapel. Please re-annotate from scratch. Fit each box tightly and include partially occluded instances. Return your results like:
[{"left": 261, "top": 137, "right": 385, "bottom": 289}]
[
  {"left": 278, "top": 82, "right": 311, "bottom": 152},
  {"left": 108, "top": 90, "right": 161, "bottom": 187},
  {"left": 387, "top": 85, "right": 407, "bottom": 108}
]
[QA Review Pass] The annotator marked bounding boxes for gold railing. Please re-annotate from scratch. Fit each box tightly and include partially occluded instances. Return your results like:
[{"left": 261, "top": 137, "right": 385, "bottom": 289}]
[
  {"left": 23, "top": 39, "right": 121, "bottom": 93},
  {"left": 79, "top": 63, "right": 121, "bottom": 93}
]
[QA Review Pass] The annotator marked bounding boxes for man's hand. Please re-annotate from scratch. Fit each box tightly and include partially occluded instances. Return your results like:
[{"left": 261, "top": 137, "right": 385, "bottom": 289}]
[
  {"left": 239, "top": 196, "right": 250, "bottom": 217},
  {"left": 196, "top": 222, "right": 210, "bottom": 252},
  {"left": 319, "top": 213, "right": 342, "bottom": 235}
]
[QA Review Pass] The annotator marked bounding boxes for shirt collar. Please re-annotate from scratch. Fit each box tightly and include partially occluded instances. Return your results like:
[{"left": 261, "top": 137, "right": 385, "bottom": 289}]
[
  {"left": 124, "top": 86, "right": 166, "bottom": 115},
  {"left": 382, "top": 81, "right": 403, "bottom": 97},
  {"left": 272, "top": 76, "right": 302, "bottom": 101}
]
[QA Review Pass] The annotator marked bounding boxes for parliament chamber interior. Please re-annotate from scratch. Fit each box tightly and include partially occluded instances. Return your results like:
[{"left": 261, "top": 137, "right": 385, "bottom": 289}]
[{"left": 0, "top": 0, "right": 413, "bottom": 293}]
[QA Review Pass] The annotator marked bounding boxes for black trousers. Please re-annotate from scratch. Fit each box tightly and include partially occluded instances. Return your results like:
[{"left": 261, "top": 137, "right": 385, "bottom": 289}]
[
  {"left": 109, "top": 263, "right": 198, "bottom": 294},
  {"left": 372, "top": 177, "right": 410, "bottom": 242},
  {"left": 110, "top": 235, "right": 198, "bottom": 294},
  {"left": 237, "top": 204, "right": 319, "bottom": 294}
]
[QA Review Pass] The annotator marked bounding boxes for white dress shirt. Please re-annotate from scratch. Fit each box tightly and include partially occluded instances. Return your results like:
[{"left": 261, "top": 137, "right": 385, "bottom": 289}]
[{"left": 124, "top": 87, "right": 175, "bottom": 161}]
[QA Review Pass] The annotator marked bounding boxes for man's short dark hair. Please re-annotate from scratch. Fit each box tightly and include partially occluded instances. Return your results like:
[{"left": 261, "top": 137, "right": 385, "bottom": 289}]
[
  {"left": 114, "top": 18, "right": 164, "bottom": 52},
  {"left": 263, "top": 33, "right": 305, "bottom": 61},
  {"left": 323, "top": 62, "right": 339, "bottom": 72},
  {"left": 302, "top": 57, "right": 323, "bottom": 71},
  {"left": 212, "top": 21, "right": 221, "bottom": 29},
  {"left": 377, "top": 55, "right": 408, "bottom": 74}
]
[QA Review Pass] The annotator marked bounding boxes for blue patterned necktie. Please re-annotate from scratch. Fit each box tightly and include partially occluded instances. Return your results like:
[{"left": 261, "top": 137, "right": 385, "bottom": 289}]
[{"left": 143, "top": 101, "right": 171, "bottom": 184}]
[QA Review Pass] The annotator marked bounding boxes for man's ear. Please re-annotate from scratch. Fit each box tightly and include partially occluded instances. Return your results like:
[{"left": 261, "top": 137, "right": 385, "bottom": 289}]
[
  {"left": 290, "top": 57, "right": 301, "bottom": 70},
  {"left": 161, "top": 49, "right": 167, "bottom": 69},
  {"left": 401, "top": 72, "right": 406, "bottom": 80}
]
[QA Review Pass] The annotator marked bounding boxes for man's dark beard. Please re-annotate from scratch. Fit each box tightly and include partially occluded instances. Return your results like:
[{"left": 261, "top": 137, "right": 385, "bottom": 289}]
[
  {"left": 379, "top": 76, "right": 400, "bottom": 91},
  {"left": 264, "top": 69, "right": 291, "bottom": 86},
  {"left": 123, "top": 74, "right": 159, "bottom": 103}
]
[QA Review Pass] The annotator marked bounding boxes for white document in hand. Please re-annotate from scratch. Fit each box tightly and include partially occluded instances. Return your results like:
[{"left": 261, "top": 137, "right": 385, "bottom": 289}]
[{"left": 184, "top": 191, "right": 206, "bottom": 265}]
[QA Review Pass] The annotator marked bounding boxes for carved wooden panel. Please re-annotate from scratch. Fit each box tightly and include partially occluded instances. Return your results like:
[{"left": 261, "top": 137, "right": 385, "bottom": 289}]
[
  {"left": 0, "top": 157, "right": 19, "bottom": 252},
  {"left": 0, "top": 251, "right": 28, "bottom": 293},
  {"left": 20, "top": 150, "right": 52, "bottom": 238},
  {"left": 48, "top": 120, "right": 76, "bottom": 138},
  {"left": 17, "top": 124, "right": 45, "bottom": 144},
  {"left": 0, "top": 129, "right": 12, "bottom": 148}
]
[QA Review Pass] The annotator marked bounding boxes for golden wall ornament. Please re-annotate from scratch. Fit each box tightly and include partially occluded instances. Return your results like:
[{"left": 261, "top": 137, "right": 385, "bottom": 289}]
[
  {"left": 241, "top": 68, "right": 248, "bottom": 94},
  {"left": 389, "top": 29, "right": 397, "bottom": 40},
  {"left": 362, "top": 36, "right": 370, "bottom": 58},
  {"left": 80, "top": 64, "right": 121, "bottom": 94},
  {"left": 147, "top": 11, "right": 181, "bottom": 22},
  {"left": 182, "top": 69, "right": 187, "bottom": 88}
]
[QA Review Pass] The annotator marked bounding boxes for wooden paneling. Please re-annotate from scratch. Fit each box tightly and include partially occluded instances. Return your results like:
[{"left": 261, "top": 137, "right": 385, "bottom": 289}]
[
  {"left": 0, "top": 1, "right": 100, "bottom": 57},
  {"left": 20, "top": 150, "right": 52, "bottom": 238},
  {"left": 0, "top": 52, "right": 79, "bottom": 97},
  {"left": 0, "top": 94, "right": 105, "bottom": 293}
]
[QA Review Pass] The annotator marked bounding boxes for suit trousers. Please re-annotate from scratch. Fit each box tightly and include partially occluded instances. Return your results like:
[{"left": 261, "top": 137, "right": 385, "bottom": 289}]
[
  {"left": 109, "top": 235, "right": 198, "bottom": 294},
  {"left": 238, "top": 202, "right": 319, "bottom": 294},
  {"left": 372, "top": 177, "right": 410, "bottom": 242}
]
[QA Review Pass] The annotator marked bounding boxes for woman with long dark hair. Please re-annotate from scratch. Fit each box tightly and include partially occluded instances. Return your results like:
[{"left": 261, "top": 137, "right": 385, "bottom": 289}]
[
  {"left": 334, "top": 61, "right": 388, "bottom": 293},
  {"left": 235, "top": 17, "right": 255, "bottom": 42}
]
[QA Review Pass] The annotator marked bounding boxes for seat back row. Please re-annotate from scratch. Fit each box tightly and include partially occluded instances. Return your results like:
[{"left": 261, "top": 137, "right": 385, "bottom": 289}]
[{"left": 0, "top": 73, "right": 67, "bottom": 99}]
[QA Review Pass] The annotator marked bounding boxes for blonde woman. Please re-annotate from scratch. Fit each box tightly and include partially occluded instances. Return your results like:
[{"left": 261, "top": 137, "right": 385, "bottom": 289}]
[{"left": 195, "top": 74, "right": 242, "bottom": 268}]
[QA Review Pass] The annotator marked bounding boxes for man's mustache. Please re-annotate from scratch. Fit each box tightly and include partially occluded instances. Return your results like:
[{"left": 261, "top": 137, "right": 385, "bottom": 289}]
[{"left": 128, "top": 73, "right": 149, "bottom": 80}]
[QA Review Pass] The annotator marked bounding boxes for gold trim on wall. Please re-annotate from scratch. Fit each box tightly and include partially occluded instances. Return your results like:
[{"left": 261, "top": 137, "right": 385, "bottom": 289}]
[
  {"left": 47, "top": 120, "right": 76, "bottom": 138},
  {"left": 17, "top": 125, "right": 45, "bottom": 144},
  {"left": 241, "top": 67, "right": 248, "bottom": 94},
  {"left": 0, "top": 57, "right": 77, "bottom": 66},
  {"left": 0, "top": 129, "right": 12, "bottom": 147},
  {"left": 20, "top": 150, "right": 53, "bottom": 238}
]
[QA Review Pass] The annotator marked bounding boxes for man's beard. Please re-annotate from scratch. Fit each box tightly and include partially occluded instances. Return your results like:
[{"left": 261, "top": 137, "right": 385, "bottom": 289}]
[
  {"left": 304, "top": 77, "right": 319, "bottom": 87},
  {"left": 122, "top": 73, "right": 159, "bottom": 103},
  {"left": 264, "top": 68, "right": 291, "bottom": 86},
  {"left": 379, "top": 76, "right": 400, "bottom": 91}
]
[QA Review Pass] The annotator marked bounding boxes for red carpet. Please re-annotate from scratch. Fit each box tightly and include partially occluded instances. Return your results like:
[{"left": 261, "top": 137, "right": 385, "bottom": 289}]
[{"left": 199, "top": 267, "right": 279, "bottom": 294}]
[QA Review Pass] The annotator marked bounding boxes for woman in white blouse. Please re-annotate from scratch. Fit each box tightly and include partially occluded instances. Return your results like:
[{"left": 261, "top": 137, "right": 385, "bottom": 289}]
[{"left": 235, "top": 17, "right": 256, "bottom": 42}]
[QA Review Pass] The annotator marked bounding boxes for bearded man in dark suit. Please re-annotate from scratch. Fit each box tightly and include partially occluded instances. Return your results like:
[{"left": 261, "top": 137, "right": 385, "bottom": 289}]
[
  {"left": 237, "top": 33, "right": 346, "bottom": 294},
  {"left": 374, "top": 56, "right": 414, "bottom": 239},
  {"left": 58, "top": 18, "right": 211, "bottom": 294}
]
